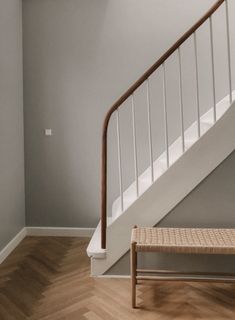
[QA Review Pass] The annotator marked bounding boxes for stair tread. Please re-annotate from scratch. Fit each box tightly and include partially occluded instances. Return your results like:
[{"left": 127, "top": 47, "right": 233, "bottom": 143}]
[{"left": 87, "top": 218, "right": 112, "bottom": 258}]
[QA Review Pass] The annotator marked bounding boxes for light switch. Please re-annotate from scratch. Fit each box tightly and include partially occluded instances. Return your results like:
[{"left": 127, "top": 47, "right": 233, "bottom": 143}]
[{"left": 45, "top": 129, "right": 52, "bottom": 136}]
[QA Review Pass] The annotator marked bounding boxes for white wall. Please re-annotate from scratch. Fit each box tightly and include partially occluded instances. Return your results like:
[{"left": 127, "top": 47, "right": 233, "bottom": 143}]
[
  {"left": 22, "top": 0, "right": 235, "bottom": 227},
  {"left": 0, "top": 0, "right": 25, "bottom": 250}
]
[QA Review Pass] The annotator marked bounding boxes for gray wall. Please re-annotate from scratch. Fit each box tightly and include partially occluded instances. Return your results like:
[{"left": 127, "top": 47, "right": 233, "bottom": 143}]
[
  {"left": 107, "top": 151, "right": 235, "bottom": 275},
  {"left": 0, "top": 0, "right": 25, "bottom": 250},
  {"left": 23, "top": 0, "right": 235, "bottom": 227}
]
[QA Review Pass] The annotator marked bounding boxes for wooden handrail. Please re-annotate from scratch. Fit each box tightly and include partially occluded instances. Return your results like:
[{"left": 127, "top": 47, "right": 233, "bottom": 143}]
[{"left": 101, "top": 0, "right": 225, "bottom": 249}]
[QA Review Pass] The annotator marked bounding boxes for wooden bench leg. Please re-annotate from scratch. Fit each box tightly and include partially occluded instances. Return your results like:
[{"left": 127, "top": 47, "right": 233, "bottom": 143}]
[{"left": 131, "top": 241, "right": 137, "bottom": 308}]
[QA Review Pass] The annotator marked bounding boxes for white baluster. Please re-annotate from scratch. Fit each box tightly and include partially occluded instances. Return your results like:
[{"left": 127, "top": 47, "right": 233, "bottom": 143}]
[
  {"left": 131, "top": 95, "right": 139, "bottom": 197},
  {"left": 116, "top": 109, "right": 124, "bottom": 212},
  {"left": 146, "top": 79, "right": 154, "bottom": 183},
  {"left": 194, "top": 32, "right": 201, "bottom": 138},
  {"left": 162, "top": 63, "right": 170, "bottom": 168},
  {"left": 209, "top": 16, "right": 217, "bottom": 123},
  {"left": 225, "top": 0, "right": 232, "bottom": 104},
  {"left": 178, "top": 47, "right": 185, "bottom": 153}
]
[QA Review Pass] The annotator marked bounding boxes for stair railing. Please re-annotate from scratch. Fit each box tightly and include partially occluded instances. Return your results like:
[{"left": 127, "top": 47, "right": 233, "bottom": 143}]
[{"left": 101, "top": 0, "right": 232, "bottom": 249}]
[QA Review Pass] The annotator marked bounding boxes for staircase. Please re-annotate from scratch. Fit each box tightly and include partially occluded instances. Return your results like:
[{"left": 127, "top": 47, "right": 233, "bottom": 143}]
[{"left": 87, "top": 0, "right": 235, "bottom": 276}]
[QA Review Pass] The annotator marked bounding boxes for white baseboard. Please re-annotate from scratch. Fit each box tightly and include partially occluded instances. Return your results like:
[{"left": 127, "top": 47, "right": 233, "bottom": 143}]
[
  {"left": 0, "top": 227, "right": 27, "bottom": 264},
  {"left": 0, "top": 226, "right": 95, "bottom": 265},
  {"left": 97, "top": 274, "right": 130, "bottom": 279},
  {"left": 26, "top": 227, "right": 95, "bottom": 237}
]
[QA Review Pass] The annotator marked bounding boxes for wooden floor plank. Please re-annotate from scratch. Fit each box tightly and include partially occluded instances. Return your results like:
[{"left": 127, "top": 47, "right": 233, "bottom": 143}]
[{"left": 0, "top": 236, "right": 235, "bottom": 319}]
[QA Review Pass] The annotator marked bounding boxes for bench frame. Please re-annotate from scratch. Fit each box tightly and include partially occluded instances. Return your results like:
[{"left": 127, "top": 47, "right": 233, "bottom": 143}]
[{"left": 131, "top": 227, "right": 235, "bottom": 308}]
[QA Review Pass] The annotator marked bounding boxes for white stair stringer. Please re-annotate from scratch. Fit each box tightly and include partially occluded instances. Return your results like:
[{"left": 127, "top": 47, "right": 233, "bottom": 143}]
[
  {"left": 88, "top": 97, "right": 235, "bottom": 276},
  {"left": 112, "top": 95, "right": 232, "bottom": 220}
]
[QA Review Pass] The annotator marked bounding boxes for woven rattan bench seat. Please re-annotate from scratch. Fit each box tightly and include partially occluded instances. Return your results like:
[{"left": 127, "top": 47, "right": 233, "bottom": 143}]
[{"left": 131, "top": 227, "right": 235, "bottom": 254}]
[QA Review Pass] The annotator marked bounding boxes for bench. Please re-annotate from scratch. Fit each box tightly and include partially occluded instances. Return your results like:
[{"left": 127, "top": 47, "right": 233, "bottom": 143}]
[{"left": 131, "top": 226, "right": 235, "bottom": 308}]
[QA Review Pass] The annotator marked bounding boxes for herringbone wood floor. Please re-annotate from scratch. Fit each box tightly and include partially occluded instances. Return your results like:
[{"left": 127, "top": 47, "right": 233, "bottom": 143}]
[{"left": 0, "top": 237, "right": 235, "bottom": 319}]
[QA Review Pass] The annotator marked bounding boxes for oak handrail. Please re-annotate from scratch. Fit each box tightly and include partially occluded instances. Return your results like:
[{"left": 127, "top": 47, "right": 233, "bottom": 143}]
[{"left": 101, "top": 0, "right": 225, "bottom": 249}]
